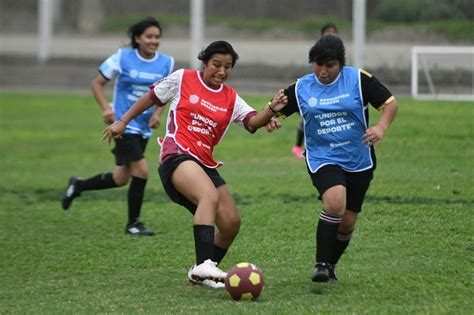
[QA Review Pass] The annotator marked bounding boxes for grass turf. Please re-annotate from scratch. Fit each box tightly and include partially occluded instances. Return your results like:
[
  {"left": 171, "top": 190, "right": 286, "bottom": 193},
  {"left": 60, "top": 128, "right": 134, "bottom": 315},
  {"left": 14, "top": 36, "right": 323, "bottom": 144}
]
[{"left": 0, "top": 91, "right": 472, "bottom": 314}]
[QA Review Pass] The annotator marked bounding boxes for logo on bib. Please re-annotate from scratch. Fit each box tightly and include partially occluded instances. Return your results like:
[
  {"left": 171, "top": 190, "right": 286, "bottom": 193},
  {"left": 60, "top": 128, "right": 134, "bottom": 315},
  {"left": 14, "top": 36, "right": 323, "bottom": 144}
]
[
  {"left": 129, "top": 69, "right": 138, "bottom": 78},
  {"left": 308, "top": 97, "right": 318, "bottom": 107},
  {"left": 189, "top": 94, "right": 200, "bottom": 104}
]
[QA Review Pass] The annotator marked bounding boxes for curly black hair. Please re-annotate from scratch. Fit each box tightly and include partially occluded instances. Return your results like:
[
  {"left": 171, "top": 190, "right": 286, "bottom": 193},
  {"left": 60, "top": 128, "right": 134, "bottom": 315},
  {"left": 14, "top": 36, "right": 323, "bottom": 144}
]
[{"left": 309, "top": 35, "right": 346, "bottom": 67}]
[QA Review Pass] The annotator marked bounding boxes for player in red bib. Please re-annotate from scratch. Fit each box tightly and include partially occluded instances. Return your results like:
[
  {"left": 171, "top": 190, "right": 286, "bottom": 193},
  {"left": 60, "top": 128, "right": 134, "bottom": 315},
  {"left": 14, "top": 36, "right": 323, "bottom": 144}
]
[{"left": 104, "top": 41, "right": 287, "bottom": 288}]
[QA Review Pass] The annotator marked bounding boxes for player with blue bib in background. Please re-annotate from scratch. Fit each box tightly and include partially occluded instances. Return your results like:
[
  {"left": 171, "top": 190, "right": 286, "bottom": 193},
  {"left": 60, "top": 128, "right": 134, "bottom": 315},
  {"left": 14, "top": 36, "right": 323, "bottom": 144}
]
[{"left": 61, "top": 17, "right": 174, "bottom": 236}]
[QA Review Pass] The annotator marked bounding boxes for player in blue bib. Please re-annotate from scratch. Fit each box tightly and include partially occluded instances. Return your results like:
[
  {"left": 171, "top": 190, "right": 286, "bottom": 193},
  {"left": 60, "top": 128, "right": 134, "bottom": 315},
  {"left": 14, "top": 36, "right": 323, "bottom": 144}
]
[
  {"left": 292, "top": 23, "right": 339, "bottom": 158},
  {"left": 61, "top": 17, "right": 174, "bottom": 236},
  {"left": 277, "top": 35, "right": 398, "bottom": 282}
]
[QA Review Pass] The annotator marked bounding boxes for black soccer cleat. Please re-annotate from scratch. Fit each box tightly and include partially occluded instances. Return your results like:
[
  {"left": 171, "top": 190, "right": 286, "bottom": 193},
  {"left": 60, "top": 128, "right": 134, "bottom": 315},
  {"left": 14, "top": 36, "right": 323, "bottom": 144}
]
[
  {"left": 311, "top": 262, "right": 330, "bottom": 282},
  {"left": 125, "top": 221, "right": 155, "bottom": 236},
  {"left": 61, "top": 176, "right": 81, "bottom": 210},
  {"left": 328, "top": 264, "right": 338, "bottom": 283}
]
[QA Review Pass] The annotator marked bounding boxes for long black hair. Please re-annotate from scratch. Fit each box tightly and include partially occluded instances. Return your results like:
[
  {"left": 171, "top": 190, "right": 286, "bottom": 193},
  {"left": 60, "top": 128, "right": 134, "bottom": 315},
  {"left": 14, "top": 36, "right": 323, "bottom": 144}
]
[
  {"left": 127, "top": 17, "right": 161, "bottom": 49},
  {"left": 309, "top": 35, "right": 346, "bottom": 67},
  {"left": 198, "top": 41, "right": 239, "bottom": 67}
]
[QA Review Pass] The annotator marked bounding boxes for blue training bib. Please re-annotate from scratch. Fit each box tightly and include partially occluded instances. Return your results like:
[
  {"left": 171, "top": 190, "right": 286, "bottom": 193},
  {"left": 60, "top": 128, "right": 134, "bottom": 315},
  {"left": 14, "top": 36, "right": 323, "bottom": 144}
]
[
  {"left": 99, "top": 48, "right": 174, "bottom": 138},
  {"left": 296, "top": 66, "right": 373, "bottom": 172}
]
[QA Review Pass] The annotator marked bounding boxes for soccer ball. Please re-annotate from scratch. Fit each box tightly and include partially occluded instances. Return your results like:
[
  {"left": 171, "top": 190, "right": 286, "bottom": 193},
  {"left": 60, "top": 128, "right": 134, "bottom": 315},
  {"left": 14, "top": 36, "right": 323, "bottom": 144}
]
[{"left": 224, "top": 262, "right": 265, "bottom": 301}]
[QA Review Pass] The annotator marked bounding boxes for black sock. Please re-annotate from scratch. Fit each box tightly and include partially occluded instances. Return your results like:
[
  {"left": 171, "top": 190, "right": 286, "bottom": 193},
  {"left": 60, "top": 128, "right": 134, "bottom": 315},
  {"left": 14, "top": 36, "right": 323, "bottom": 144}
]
[
  {"left": 127, "top": 176, "right": 147, "bottom": 225},
  {"left": 213, "top": 245, "right": 228, "bottom": 265},
  {"left": 78, "top": 172, "right": 117, "bottom": 192},
  {"left": 296, "top": 122, "right": 304, "bottom": 147},
  {"left": 194, "top": 225, "right": 215, "bottom": 265},
  {"left": 329, "top": 230, "right": 353, "bottom": 265},
  {"left": 316, "top": 209, "right": 342, "bottom": 264}
]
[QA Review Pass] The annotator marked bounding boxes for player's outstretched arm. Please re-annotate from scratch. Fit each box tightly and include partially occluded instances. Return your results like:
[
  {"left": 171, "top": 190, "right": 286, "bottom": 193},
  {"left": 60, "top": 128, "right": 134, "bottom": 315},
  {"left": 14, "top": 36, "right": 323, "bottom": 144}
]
[
  {"left": 103, "top": 93, "right": 155, "bottom": 143},
  {"left": 248, "top": 89, "right": 287, "bottom": 131}
]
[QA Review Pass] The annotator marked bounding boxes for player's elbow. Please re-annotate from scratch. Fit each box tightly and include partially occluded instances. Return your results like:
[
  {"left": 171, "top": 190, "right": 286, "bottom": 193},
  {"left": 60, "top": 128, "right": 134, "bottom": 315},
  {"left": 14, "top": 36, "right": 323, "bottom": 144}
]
[
  {"left": 388, "top": 99, "right": 398, "bottom": 115},
  {"left": 91, "top": 78, "right": 102, "bottom": 94}
]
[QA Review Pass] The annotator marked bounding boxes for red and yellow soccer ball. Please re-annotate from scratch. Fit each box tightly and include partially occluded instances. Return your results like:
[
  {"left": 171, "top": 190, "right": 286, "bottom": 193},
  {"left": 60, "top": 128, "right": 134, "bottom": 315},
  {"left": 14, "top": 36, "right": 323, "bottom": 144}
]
[{"left": 224, "top": 262, "right": 265, "bottom": 301}]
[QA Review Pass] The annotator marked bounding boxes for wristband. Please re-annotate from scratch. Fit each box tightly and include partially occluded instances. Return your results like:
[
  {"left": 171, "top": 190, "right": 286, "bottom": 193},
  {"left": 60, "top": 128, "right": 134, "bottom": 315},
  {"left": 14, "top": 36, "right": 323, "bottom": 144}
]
[{"left": 268, "top": 103, "right": 278, "bottom": 114}]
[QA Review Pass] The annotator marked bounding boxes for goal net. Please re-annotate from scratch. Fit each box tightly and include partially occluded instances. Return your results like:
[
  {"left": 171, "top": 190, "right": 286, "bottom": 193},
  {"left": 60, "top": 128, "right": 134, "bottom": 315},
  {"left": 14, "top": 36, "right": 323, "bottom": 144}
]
[{"left": 411, "top": 46, "right": 474, "bottom": 101}]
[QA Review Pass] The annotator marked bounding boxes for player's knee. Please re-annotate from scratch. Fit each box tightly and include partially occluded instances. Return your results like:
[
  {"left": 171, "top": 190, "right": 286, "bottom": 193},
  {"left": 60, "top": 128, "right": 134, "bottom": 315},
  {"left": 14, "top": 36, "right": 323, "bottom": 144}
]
[
  {"left": 220, "top": 214, "right": 241, "bottom": 238},
  {"left": 340, "top": 211, "right": 358, "bottom": 232},
  {"left": 199, "top": 190, "right": 219, "bottom": 209},
  {"left": 133, "top": 170, "right": 148, "bottom": 179},
  {"left": 228, "top": 214, "right": 241, "bottom": 235},
  {"left": 339, "top": 221, "right": 355, "bottom": 234},
  {"left": 324, "top": 201, "right": 345, "bottom": 215},
  {"left": 113, "top": 174, "right": 130, "bottom": 187},
  {"left": 131, "top": 166, "right": 148, "bottom": 179},
  {"left": 116, "top": 179, "right": 129, "bottom": 187},
  {"left": 322, "top": 186, "right": 346, "bottom": 214}
]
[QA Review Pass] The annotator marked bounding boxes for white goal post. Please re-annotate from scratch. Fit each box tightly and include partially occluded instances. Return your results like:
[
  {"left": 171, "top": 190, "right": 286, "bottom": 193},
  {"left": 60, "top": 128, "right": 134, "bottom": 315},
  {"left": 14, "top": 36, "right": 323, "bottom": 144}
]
[{"left": 411, "top": 46, "right": 474, "bottom": 101}]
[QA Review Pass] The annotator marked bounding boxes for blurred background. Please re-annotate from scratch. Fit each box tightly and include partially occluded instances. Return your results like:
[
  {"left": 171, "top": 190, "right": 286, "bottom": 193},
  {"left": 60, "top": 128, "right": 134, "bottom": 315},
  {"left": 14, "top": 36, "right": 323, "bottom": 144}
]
[{"left": 0, "top": 0, "right": 473, "bottom": 97}]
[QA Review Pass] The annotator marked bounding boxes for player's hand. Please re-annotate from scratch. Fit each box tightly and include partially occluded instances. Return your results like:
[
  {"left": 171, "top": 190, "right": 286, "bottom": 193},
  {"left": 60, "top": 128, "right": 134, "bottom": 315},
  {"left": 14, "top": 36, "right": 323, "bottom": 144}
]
[
  {"left": 269, "top": 89, "right": 288, "bottom": 112},
  {"left": 102, "top": 108, "right": 116, "bottom": 125},
  {"left": 102, "top": 120, "right": 126, "bottom": 144},
  {"left": 363, "top": 124, "right": 386, "bottom": 147},
  {"left": 265, "top": 117, "right": 281, "bottom": 133},
  {"left": 148, "top": 114, "right": 160, "bottom": 129}
]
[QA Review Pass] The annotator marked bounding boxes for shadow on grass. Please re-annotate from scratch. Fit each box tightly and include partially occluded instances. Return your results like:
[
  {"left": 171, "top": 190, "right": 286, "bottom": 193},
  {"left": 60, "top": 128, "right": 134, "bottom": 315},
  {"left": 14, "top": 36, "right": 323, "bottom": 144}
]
[
  {"left": 233, "top": 192, "right": 473, "bottom": 206},
  {"left": 310, "top": 285, "right": 328, "bottom": 295},
  {"left": 1, "top": 187, "right": 172, "bottom": 205},
  {"left": 364, "top": 195, "right": 474, "bottom": 206},
  {"left": 2, "top": 188, "right": 473, "bottom": 207}
]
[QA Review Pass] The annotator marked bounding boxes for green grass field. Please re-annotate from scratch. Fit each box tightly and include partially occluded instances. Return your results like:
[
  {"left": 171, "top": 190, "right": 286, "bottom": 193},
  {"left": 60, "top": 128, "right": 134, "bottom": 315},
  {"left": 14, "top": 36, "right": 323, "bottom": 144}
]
[{"left": 0, "top": 91, "right": 472, "bottom": 314}]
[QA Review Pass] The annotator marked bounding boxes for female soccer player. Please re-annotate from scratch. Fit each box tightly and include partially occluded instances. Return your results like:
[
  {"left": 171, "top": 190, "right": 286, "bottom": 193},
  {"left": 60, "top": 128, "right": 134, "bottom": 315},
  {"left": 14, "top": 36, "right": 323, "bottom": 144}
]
[
  {"left": 278, "top": 35, "right": 398, "bottom": 282},
  {"left": 61, "top": 17, "right": 174, "bottom": 236},
  {"left": 292, "top": 23, "right": 338, "bottom": 158},
  {"left": 103, "top": 41, "right": 287, "bottom": 288}
]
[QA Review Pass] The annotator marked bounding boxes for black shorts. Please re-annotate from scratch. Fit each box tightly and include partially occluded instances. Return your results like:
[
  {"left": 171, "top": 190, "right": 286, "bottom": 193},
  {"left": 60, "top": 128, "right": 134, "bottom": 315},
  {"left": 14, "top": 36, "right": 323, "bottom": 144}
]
[
  {"left": 309, "top": 164, "right": 374, "bottom": 213},
  {"left": 158, "top": 154, "right": 226, "bottom": 214},
  {"left": 111, "top": 134, "right": 148, "bottom": 165}
]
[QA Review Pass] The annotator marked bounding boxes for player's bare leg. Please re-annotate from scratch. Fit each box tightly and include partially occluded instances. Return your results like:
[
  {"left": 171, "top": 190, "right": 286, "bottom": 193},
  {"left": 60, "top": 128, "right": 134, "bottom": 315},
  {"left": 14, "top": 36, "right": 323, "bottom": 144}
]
[
  {"left": 214, "top": 185, "right": 241, "bottom": 264},
  {"left": 171, "top": 160, "right": 219, "bottom": 225},
  {"left": 172, "top": 161, "right": 226, "bottom": 287}
]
